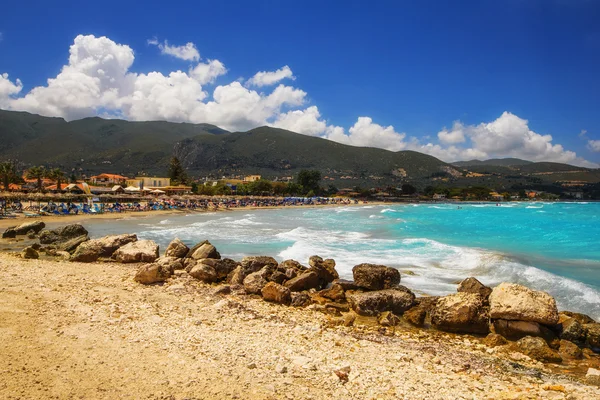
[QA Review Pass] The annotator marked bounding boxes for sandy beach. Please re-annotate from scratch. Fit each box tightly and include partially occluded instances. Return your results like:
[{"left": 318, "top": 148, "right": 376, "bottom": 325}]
[{"left": 1, "top": 251, "right": 599, "bottom": 399}]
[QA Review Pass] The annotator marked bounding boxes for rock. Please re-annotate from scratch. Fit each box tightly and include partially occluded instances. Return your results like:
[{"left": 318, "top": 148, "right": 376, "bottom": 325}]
[
  {"left": 31, "top": 243, "right": 42, "bottom": 250},
  {"left": 484, "top": 333, "right": 508, "bottom": 347},
  {"left": 261, "top": 282, "right": 292, "bottom": 305},
  {"left": 403, "top": 297, "right": 438, "bottom": 327},
  {"left": 13, "top": 221, "right": 45, "bottom": 235},
  {"left": 489, "top": 282, "right": 559, "bottom": 325},
  {"left": 26, "top": 230, "right": 37, "bottom": 239},
  {"left": 275, "top": 364, "right": 287, "bottom": 374},
  {"left": 560, "top": 311, "right": 595, "bottom": 325},
  {"left": 154, "top": 256, "right": 184, "bottom": 273},
  {"left": 57, "top": 235, "right": 89, "bottom": 253},
  {"left": 352, "top": 263, "right": 400, "bottom": 291},
  {"left": 39, "top": 224, "right": 88, "bottom": 244},
  {"left": 278, "top": 259, "right": 306, "bottom": 273},
  {"left": 457, "top": 277, "right": 492, "bottom": 299},
  {"left": 343, "top": 312, "right": 356, "bottom": 326},
  {"left": 558, "top": 315, "right": 586, "bottom": 344},
  {"left": 269, "top": 271, "right": 287, "bottom": 284},
  {"left": 213, "top": 258, "right": 239, "bottom": 281},
  {"left": 164, "top": 238, "right": 189, "bottom": 258},
  {"left": 586, "top": 368, "right": 600, "bottom": 387},
  {"left": 515, "top": 336, "right": 562, "bottom": 363},
  {"left": 558, "top": 340, "right": 582, "bottom": 359},
  {"left": 284, "top": 271, "right": 320, "bottom": 292},
  {"left": 491, "top": 319, "right": 556, "bottom": 342},
  {"left": 309, "top": 256, "right": 339, "bottom": 287},
  {"left": 243, "top": 268, "right": 270, "bottom": 294},
  {"left": 70, "top": 234, "right": 137, "bottom": 262},
  {"left": 112, "top": 240, "right": 159, "bottom": 263},
  {"left": 378, "top": 311, "right": 400, "bottom": 326},
  {"left": 584, "top": 323, "right": 600, "bottom": 349},
  {"left": 334, "top": 366, "right": 351, "bottom": 383},
  {"left": 241, "top": 256, "right": 278, "bottom": 273},
  {"left": 134, "top": 263, "right": 172, "bottom": 284},
  {"left": 187, "top": 240, "right": 220, "bottom": 260},
  {"left": 347, "top": 287, "right": 415, "bottom": 317},
  {"left": 291, "top": 292, "right": 312, "bottom": 307},
  {"left": 332, "top": 279, "right": 358, "bottom": 291},
  {"left": 189, "top": 263, "right": 218, "bottom": 283},
  {"left": 2, "top": 227, "right": 16, "bottom": 239},
  {"left": 21, "top": 246, "right": 39, "bottom": 259},
  {"left": 227, "top": 265, "right": 245, "bottom": 285},
  {"left": 319, "top": 283, "right": 345, "bottom": 302},
  {"left": 214, "top": 285, "right": 231, "bottom": 295},
  {"left": 431, "top": 292, "right": 489, "bottom": 334}
]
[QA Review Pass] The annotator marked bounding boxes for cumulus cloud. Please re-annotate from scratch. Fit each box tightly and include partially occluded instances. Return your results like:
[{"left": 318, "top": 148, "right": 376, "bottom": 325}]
[
  {"left": 437, "top": 122, "right": 466, "bottom": 145},
  {"left": 0, "top": 73, "right": 23, "bottom": 107},
  {"left": 0, "top": 34, "right": 596, "bottom": 167},
  {"left": 247, "top": 65, "right": 295, "bottom": 87},
  {"left": 588, "top": 140, "right": 600, "bottom": 152},
  {"left": 148, "top": 38, "right": 200, "bottom": 61}
]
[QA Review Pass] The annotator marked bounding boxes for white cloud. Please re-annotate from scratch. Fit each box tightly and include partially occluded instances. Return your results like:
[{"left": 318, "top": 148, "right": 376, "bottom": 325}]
[
  {"left": 437, "top": 122, "right": 466, "bottom": 145},
  {"left": 579, "top": 129, "right": 588, "bottom": 138},
  {"left": 588, "top": 140, "right": 600, "bottom": 152},
  {"left": 148, "top": 39, "right": 200, "bottom": 62},
  {"left": 0, "top": 34, "right": 596, "bottom": 168},
  {"left": 0, "top": 73, "right": 23, "bottom": 107},
  {"left": 190, "top": 59, "right": 227, "bottom": 85},
  {"left": 247, "top": 65, "right": 295, "bottom": 87}
]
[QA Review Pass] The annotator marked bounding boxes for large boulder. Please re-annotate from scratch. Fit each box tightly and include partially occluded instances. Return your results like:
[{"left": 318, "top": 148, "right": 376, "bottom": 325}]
[
  {"left": 584, "top": 323, "right": 600, "bottom": 349},
  {"left": 352, "top": 263, "right": 400, "bottom": 291},
  {"left": 13, "top": 221, "right": 45, "bottom": 235},
  {"left": 70, "top": 234, "right": 137, "bottom": 262},
  {"left": 278, "top": 259, "right": 307, "bottom": 276},
  {"left": 559, "top": 340, "right": 583, "bottom": 360},
  {"left": 560, "top": 311, "right": 595, "bottom": 325},
  {"left": 515, "top": 336, "right": 562, "bottom": 363},
  {"left": 347, "top": 287, "right": 415, "bottom": 317},
  {"left": 309, "top": 256, "right": 339, "bottom": 287},
  {"left": 39, "top": 224, "right": 88, "bottom": 244},
  {"left": 558, "top": 314, "right": 586, "bottom": 344},
  {"left": 134, "top": 263, "right": 172, "bottom": 284},
  {"left": 112, "top": 240, "right": 159, "bottom": 263},
  {"left": 187, "top": 240, "right": 220, "bottom": 260},
  {"left": 21, "top": 246, "right": 39, "bottom": 259},
  {"left": 489, "top": 283, "right": 559, "bottom": 325},
  {"left": 56, "top": 235, "right": 89, "bottom": 253},
  {"left": 262, "top": 282, "right": 292, "bottom": 305},
  {"left": 2, "top": 227, "right": 16, "bottom": 239},
  {"left": 457, "top": 277, "right": 492, "bottom": 300},
  {"left": 241, "top": 256, "right": 278, "bottom": 274},
  {"left": 154, "top": 256, "right": 184, "bottom": 273},
  {"left": 189, "top": 263, "right": 218, "bottom": 283},
  {"left": 431, "top": 292, "right": 489, "bottom": 334},
  {"left": 403, "top": 297, "right": 439, "bottom": 327},
  {"left": 164, "top": 238, "right": 190, "bottom": 258},
  {"left": 319, "top": 283, "right": 346, "bottom": 302},
  {"left": 243, "top": 267, "right": 271, "bottom": 294},
  {"left": 491, "top": 319, "right": 556, "bottom": 342},
  {"left": 284, "top": 270, "right": 320, "bottom": 292}
]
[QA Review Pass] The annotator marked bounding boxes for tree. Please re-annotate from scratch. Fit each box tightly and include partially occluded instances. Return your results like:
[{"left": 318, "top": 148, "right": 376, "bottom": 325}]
[
  {"left": 0, "top": 161, "right": 17, "bottom": 191},
  {"left": 248, "top": 179, "right": 273, "bottom": 195},
  {"left": 48, "top": 168, "right": 65, "bottom": 191},
  {"left": 26, "top": 166, "right": 46, "bottom": 192},
  {"left": 296, "top": 170, "right": 321, "bottom": 195},
  {"left": 401, "top": 183, "right": 417, "bottom": 195},
  {"left": 168, "top": 157, "right": 188, "bottom": 185},
  {"left": 285, "top": 182, "right": 302, "bottom": 196}
]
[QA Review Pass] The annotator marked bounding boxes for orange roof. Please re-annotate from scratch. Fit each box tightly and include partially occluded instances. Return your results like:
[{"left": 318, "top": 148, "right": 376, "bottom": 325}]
[
  {"left": 91, "top": 173, "right": 128, "bottom": 180},
  {"left": 8, "top": 183, "right": 22, "bottom": 190}
]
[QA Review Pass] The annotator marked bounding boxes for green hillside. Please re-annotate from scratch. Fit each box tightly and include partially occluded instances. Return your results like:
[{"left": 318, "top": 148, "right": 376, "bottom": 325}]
[{"left": 452, "top": 158, "right": 533, "bottom": 167}]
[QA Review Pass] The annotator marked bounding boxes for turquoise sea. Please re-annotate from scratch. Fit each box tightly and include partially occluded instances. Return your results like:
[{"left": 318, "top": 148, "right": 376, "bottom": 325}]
[{"left": 86, "top": 202, "right": 600, "bottom": 320}]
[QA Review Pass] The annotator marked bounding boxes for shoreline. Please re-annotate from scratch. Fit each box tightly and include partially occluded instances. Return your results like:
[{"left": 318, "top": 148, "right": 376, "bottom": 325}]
[
  {"left": 0, "top": 201, "right": 389, "bottom": 230},
  {"left": 1, "top": 252, "right": 599, "bottom": 399}
]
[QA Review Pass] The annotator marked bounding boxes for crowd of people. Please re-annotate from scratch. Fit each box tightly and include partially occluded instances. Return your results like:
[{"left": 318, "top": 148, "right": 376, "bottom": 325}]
[{"left": 0, "top": 196, "right": 361, "bottom": 218}]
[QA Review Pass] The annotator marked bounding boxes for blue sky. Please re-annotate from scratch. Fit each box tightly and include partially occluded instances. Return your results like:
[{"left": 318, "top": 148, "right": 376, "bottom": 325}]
[{"left": 1, "top": 0, "right": 599, "bottom": 166}]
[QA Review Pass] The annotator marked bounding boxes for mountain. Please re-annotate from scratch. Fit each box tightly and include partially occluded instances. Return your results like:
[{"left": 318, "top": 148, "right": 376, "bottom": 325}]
[
  {"left": 452, "top": 158, "right": 533, "bottom": 167},
  {"left": 0, "top": 110, "right": 453, "bottom": 184},
  {"left": 0, "top": 109, "right": 227, "bottom": 173}
]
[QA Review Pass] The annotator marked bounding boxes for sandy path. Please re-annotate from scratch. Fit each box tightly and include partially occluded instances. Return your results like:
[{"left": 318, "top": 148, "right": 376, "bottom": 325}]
[{"left": 1, "top": 254, "right": 599, "bottom": 399}]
